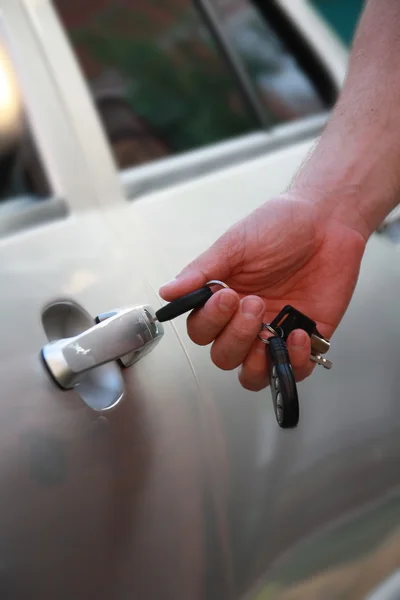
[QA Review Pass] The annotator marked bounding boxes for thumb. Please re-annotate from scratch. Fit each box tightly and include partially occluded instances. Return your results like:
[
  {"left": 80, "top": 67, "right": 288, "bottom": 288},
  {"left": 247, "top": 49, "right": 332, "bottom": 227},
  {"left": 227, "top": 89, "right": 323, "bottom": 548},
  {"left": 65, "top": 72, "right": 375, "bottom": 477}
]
[{"left": 159, "top": 238, "right": 234, "bottom": 301}]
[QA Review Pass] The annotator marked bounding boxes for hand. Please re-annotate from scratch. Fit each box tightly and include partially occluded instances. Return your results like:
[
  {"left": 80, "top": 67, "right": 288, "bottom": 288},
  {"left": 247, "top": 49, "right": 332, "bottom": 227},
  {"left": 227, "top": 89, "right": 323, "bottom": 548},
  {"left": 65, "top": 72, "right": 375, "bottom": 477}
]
[{"left": 160, "top": 195, "right": 366, "bottom": 391}]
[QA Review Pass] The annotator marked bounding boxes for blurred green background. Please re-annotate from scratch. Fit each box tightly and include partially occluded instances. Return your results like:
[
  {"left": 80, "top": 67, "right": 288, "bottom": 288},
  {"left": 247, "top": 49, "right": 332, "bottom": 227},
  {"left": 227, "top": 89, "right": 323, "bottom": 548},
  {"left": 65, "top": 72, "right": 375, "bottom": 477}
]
[{"left": 311, "top": 0, "right": 365, "bottom": 46}]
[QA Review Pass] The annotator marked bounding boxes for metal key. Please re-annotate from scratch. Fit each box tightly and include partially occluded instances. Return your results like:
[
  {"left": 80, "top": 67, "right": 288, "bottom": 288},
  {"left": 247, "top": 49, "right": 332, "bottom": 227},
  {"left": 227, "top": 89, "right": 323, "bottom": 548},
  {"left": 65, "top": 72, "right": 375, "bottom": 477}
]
[
  {"left": 310, "top": 354, "right": 333, "bottom": 369},
  {"left": 270, "top": 305, "right": 333, "bottom": 369},
  {"left": 260, "top": 306, "right": 332, "bottom": 429}
]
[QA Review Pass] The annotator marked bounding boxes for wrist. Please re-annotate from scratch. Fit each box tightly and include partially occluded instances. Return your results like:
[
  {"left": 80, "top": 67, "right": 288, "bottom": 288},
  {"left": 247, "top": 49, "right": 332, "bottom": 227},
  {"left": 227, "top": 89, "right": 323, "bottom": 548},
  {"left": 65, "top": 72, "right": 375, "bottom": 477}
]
[
  {"left": 290, "top": 180, "right": 373, "bottom": 242},
  {"left": 289, "top": 130, "right": 400, "bottom": 242}
]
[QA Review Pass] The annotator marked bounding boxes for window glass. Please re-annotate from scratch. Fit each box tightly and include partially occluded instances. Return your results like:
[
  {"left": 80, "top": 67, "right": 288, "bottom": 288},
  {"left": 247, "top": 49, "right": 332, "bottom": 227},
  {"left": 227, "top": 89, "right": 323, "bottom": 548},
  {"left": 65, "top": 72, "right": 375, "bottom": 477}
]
[
  {"left": 0, "top": 41, "right": 50, "bottom": 208},
  {"left": 54, "top": 0, "right": 259, "bottom": 170},
  {"left": 213, "top": 0, "right": 326, "bottom": 125}
]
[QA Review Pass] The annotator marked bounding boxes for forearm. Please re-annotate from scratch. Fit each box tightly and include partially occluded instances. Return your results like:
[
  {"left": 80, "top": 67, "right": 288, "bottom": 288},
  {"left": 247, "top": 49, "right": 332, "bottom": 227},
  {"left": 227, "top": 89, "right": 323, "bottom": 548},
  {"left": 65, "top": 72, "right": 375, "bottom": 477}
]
[{"left": 292, "top": 0, "right": 400, "bottom": 241}]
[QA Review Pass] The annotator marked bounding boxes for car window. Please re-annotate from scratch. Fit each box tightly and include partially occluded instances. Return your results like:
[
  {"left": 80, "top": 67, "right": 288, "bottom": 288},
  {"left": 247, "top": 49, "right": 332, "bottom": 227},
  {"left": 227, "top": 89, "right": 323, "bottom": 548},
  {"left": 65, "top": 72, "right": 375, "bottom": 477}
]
[
  {"left": 0, "top": 40, "right": 50, "bottom": 210},
  {"left": 53, "top": 0, "right": 259, "bottom": 170},
  {"left": 213, "top": 0, "right": 325, "bottom": 125},
  {"left": 53, "top": 0, "right": 325, "bottom": 172}
]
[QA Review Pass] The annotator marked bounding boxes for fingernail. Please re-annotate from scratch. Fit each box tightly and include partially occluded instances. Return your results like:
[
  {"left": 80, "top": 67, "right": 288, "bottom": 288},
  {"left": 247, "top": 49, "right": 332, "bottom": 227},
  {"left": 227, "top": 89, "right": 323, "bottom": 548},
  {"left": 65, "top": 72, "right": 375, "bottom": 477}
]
[
  {"left": 218, "top": 291, "right": 238, "bottom": 311},
  {"left": 160, "top": 278, "right": 177, "bottom": 290},
  {"left": 241, "top": 297, "right": 264, "bottom": 320},
  {"left": 290, "top": 330, "right": 308, "bottom": 348}
]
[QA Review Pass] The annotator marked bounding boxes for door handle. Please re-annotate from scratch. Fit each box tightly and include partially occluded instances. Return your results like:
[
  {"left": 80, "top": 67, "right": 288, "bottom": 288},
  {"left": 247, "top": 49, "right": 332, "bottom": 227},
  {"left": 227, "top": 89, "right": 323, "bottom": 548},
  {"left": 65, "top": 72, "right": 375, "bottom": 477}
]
[{"left": 41, "top": 305, "right": 164, "bottom": 390}]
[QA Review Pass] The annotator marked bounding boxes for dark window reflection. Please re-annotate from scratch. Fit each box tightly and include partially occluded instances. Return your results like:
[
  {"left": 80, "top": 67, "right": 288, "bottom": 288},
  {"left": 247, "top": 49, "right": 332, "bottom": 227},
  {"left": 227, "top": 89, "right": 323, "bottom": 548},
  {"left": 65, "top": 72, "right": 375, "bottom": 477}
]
[
  {"left": 54, "top": 0, "right": 259, "bottom": 170},
  {"left": 0, "top": 42, "right": 50, "bottom": 203},
  {"left": 213, "top": 0, "right": 325, "bottom": 125}
]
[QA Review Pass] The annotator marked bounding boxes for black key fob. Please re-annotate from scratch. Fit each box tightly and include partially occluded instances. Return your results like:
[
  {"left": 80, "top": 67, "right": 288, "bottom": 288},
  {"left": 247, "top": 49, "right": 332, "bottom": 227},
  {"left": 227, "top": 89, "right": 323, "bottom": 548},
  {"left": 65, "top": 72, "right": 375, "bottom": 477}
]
[
  {"left": 268, "top": 337, "right": 299, "bottom": 429},
  {"left": 156, "top": 286, "right": 213, "bottom": 322}
]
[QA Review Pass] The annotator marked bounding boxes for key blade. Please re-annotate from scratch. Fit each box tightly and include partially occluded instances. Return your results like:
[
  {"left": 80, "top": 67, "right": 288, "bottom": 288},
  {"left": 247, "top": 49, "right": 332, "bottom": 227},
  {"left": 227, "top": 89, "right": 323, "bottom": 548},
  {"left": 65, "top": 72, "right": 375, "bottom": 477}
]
[
  {"left": 311, "top": 333, "right": 330, "bottom": 355},
  {"left": 310, "top": 354, "right": 333, "bottom": 370}
]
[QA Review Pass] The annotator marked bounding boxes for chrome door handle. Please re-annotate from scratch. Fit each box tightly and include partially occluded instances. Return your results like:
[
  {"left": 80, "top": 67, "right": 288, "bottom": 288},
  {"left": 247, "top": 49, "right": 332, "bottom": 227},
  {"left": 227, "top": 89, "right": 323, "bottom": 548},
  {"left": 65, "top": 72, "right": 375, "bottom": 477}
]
[{"left": 41, "top": 305, "right": 164, "bottom": 390}]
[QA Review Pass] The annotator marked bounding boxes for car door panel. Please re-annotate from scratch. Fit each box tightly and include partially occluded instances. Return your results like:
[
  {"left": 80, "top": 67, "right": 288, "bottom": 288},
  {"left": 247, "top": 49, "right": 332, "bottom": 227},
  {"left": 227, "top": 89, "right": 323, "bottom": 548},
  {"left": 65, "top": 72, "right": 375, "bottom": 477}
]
[
  {"left": 0, "top": 3, "right": 221, "bottom": 598},
  {"left": 0, "top": 205, "right": 222, "bottom": 599},
  {"left": 107, "top": 140, "right": 400, "bottom": 597}
]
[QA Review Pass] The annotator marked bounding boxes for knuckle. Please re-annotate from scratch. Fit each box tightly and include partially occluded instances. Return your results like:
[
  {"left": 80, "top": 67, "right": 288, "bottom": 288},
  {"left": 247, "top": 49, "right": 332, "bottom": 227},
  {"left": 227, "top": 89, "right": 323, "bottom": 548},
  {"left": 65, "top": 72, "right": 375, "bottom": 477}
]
[
  {"left": 187, "top": 318, "right": 209, "bottom": 346},
  {"left": 187, "top": 327, "right": 211, "bottom": 347},
  {"left": 206, "top": 311, "right": 228, "bottom": 329},
  {"left": 243, "top": 359, "right": 263, "bottom": 377},
  {"left": 239, "top": 363, "right": 268, "bottom": 391},
  {"left": 210, "top": 345, "right": 235, "bottom": 371},
  {"left": 187, "top": 309, "right": 228, "bottom": 346},
  {"left": 231, "top": 324, "right": 255, "bottom": 345}
]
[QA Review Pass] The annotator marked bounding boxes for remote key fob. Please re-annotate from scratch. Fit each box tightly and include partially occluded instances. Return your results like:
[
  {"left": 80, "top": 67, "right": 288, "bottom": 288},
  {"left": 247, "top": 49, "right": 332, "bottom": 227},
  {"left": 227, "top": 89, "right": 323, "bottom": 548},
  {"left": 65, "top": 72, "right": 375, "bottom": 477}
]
[{"left": 268, "top": 336, "right": 299, "bottom": 429}]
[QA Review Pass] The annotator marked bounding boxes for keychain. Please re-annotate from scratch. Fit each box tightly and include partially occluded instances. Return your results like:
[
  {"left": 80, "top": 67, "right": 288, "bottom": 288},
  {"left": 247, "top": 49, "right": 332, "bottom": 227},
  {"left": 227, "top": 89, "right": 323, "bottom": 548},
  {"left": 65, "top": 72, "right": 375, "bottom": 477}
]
[{"left": 154, "top": 281, "right": 332, "bottom": 429}]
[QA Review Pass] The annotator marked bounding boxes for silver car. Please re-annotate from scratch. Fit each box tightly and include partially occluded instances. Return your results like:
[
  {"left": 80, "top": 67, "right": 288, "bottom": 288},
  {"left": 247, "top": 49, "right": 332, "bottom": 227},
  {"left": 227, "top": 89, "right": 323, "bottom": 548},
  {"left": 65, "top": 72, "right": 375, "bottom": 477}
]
[{"left": 0, "top": 1, "right": 398, "bottom": 598}]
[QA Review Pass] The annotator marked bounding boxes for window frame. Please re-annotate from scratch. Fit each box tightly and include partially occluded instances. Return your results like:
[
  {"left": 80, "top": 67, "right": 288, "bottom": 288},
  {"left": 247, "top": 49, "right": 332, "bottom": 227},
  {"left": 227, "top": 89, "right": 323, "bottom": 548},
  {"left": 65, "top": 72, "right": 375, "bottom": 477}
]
[
  {"left": 0, "top": 7, "right": 67, "bottom": 238},
  {"left": 0, "top": 0, "right": 125, "bottom": 237},
  {"left": 117, "top": 0, "right": 345, "bottom": 199},
  {"left": 120, "top": 112, "right": 328, "bottom": 201},
  {"left": 17, "top": 0, "right": 347, "bottom": 211}
]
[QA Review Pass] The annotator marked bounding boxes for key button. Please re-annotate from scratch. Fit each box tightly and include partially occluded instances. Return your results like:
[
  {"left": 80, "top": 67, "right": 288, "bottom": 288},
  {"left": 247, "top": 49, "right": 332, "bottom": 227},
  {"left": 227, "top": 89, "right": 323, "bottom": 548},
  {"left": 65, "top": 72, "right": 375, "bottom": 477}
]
[{"left": 274, "top": 377, "right": 280, "bottom": 390}]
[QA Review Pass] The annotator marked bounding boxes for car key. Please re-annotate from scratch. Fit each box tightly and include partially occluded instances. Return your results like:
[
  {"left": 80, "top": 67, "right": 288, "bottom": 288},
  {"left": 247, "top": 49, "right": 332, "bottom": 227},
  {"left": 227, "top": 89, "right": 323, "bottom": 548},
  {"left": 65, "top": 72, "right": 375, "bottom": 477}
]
[
  {"left": 260, "top": 327, "right": 299, "bottom": 429},
  {"left": 155, "top": 286, "right": 213, "bottom": 323},
  {"left": 261, "top": 304, "right": 334, "bottom": 429},
  {"left": 270, "top": 305, "right": 333, "bottom": 369},
  {"left": 154, "top": 280, "right": 230, "bottom": 323},
  {"left": 269, "top": 337, "right": 299, "bottom": 428}
]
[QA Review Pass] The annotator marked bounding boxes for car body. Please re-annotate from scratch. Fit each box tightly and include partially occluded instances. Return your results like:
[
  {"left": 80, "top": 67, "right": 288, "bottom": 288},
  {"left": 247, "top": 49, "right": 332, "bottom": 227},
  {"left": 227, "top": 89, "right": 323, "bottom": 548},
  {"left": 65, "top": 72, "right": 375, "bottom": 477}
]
[{"left": 0, "top": 1, "right": 398, "bottom": 599}]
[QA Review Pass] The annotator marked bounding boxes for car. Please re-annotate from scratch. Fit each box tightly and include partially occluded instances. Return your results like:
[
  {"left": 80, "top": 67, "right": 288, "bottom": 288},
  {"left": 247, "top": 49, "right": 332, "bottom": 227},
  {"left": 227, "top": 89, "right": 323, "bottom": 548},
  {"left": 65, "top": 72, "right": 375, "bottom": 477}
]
[{"left": 0, "top": 1, "right": 399, "bottom": 599}]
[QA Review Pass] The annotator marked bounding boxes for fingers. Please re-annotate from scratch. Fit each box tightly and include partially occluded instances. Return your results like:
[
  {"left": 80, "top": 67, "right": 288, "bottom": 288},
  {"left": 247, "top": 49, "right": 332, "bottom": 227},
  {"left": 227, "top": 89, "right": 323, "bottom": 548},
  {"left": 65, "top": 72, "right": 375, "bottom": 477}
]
[
  {"left": 159, "top": 272, "right": 209, "bottom": 302},
  {"left": 181, "top": 284, "right": 316, "bottom": 390},
  {"left": 239, "top": 329, "right": 315, "bottom": 392},
  {"left": 287, "top": 329, "right": 315, "bottom": 382},
  {"left": 239, "top": 340, "right": 269, "bottom": 391},
  {"left": 159, "top": 240, "right": 234, "bottom": 302},
  {"left": 210, "top": 296, "right": 265, "bottom": 371},
  {"left": 187, "top": 289, "right": 240, "bottom": 345},
  {"left": 188, "top": 292, "right": 265, "bottom": 368}
]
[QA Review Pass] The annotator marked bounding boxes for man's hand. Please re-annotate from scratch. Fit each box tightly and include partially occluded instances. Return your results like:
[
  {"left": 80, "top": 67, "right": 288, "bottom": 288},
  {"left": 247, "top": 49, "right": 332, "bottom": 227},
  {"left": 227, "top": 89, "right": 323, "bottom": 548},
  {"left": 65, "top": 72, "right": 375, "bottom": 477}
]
[
  {"left": 160, "top": 195, "right": 366, "bottom": 391},
  {"left": 162, "top": 0, "right": 400, "bottom": 391}
]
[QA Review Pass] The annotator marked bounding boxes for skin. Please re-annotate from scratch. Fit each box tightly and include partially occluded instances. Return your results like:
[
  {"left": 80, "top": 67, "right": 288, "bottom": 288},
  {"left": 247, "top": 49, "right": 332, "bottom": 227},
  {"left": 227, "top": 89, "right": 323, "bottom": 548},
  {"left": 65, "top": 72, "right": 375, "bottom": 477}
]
[{"left": 160, "top": 0, "right": 400, "bottom": 391}]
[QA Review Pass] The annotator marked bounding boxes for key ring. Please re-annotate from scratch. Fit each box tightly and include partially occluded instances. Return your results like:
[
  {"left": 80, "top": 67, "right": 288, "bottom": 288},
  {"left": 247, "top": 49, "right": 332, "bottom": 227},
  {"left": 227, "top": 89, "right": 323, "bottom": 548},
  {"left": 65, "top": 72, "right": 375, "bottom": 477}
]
[
  {"left": 206, "top": 282, "right": 280, "bottom": 346},
  {"left": 258, "top": 323, "right": 284, "bottom": 345},
  {"left": 206, "top": 280, "right": 230, "bottom": 290}
]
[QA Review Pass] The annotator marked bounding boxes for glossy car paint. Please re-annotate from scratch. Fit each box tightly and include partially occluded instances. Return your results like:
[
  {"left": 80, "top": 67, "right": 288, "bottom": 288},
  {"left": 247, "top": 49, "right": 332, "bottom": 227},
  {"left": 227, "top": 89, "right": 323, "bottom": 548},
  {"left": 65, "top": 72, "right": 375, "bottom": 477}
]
[{"left": 0, "top": 1, "right": 398, "bottom": 599}]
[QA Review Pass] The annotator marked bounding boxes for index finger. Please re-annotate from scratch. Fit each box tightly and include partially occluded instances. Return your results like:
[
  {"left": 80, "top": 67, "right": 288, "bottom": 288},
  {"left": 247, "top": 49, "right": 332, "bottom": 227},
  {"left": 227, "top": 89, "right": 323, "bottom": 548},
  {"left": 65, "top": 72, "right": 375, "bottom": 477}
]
[
  {"left": 186, "top": 288, "right": 240, "bottom": 346},
  {"left": 159, "top": 272, "right": 208, "bottom": 301}
]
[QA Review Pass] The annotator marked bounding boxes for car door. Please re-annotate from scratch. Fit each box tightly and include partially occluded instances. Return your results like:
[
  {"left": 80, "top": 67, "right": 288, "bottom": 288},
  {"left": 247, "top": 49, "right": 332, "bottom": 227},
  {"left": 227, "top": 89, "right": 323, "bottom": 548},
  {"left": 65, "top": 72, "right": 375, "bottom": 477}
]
[
  {"left": 49, "top": 0, "right": 400, "bottom": 598},
  {"left": 2, "top": 1, "right": 400, "bottom": 600},
  {"left": 0, "top": 2, "right": 218, "bottom": 599},
  {"left": 50, "top": 0, "right": 400, "bottom": 598}
]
